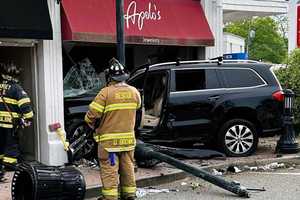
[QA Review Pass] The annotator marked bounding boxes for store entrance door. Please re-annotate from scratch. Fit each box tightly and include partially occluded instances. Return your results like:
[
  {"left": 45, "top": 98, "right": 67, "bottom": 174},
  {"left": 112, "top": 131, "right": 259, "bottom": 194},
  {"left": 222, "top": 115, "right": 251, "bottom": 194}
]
[{"left": 0, "top": 45, "right": 38, "bottom": 162}]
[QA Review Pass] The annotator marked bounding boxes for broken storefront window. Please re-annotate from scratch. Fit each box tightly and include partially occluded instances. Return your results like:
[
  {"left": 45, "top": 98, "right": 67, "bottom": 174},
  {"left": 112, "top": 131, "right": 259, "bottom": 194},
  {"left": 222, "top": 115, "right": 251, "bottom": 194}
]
[{"left": 63, "top": 58, "right": 106, "bottom": 98}]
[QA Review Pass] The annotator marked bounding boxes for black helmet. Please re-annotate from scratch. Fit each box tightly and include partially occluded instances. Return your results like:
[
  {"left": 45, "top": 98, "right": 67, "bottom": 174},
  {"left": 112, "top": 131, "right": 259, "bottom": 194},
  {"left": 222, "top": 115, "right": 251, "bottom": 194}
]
[
  {"left": 1, "top": 62, "right": 22, "bottom": 77},
  {"left": 106, "top": 58, "right": 129, "bottom": 82}
]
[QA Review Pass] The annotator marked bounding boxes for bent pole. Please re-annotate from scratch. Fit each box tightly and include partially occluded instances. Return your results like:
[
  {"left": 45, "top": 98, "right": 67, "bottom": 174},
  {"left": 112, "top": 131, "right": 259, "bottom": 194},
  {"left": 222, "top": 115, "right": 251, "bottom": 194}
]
[{"left": 135, "top": 144, "right": 250, "bottom": 198}]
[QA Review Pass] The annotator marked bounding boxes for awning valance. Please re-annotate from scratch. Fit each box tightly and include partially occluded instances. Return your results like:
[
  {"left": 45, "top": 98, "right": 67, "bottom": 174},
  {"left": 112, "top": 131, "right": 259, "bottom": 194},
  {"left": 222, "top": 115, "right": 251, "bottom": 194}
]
[
  {"left": 0, "top": 0, "right": 53, "bottom": 40},
  {"left": 61, "top": 0, "right": 214, "bottom": 46}
]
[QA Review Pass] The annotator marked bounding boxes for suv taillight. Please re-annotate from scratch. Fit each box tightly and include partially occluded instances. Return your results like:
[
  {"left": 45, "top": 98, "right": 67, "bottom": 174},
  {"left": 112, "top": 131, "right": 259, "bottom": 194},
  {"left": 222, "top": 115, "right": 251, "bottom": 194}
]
[{"left": 272, "top": 90, "right": 284, "bottom": 102}]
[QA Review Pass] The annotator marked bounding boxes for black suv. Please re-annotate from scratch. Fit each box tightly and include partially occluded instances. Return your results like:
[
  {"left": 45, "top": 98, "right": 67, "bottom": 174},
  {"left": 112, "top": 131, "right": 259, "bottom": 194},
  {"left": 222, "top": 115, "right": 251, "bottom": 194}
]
[
  {"left": 64, "top": 60, "right": 284, "bottom": 157},
  {"left": 128, "top": 60, "right": 284, "bottom": 156}
]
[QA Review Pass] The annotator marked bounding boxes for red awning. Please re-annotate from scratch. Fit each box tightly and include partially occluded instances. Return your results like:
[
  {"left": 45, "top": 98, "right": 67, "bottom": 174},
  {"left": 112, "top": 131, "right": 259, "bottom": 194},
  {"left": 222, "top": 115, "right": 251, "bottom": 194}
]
[{"left": 61, "top": 0, "right": 214, "bottom": 46}]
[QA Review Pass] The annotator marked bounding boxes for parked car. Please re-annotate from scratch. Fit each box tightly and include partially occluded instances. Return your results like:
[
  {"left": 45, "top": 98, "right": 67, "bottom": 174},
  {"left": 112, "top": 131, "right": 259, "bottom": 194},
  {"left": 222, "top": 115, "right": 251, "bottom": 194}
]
[{"left": 64, "top": 59, "right": 284, "bottom": 157}]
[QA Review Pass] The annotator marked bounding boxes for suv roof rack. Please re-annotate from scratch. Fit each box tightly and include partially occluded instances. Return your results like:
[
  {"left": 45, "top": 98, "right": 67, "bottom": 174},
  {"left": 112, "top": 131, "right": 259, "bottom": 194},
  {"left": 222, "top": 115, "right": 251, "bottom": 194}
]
[
  {"left": 153, "top": 59, "right": 259, "bottom": 66},
  {"left": 223, "top": 59, "right": 260, "bottom": 64}
]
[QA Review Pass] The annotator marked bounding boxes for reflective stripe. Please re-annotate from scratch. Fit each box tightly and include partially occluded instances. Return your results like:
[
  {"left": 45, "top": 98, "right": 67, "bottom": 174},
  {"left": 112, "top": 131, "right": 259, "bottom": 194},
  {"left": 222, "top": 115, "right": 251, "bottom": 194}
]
[
  {"left": 3, "top": 156, "right": 17, "bottom": 164},
  {"left": 18, "top": 98, "right": 31, "bottom": 107},
  {"left": 23, "top": 111, "right": 33, "bottom": 119},
  {"left": 122, "top": 186, "right": 136, "bottom": 194},
  {"left": 0, "top": 111, "right": 20, "bottom": 118},
  {"left": 104, "top": 103, "right": 138, "bottom": 113},
  {"left": 89, "top": 101, "right": 104, "bottom": 113},
  {"left": 0, "top": 123, "right": 13, "bottom": 128},
  {"left": 102, "top": 188, "right": 118, "bottom": 196},
  {"left": 84, "top": 115, "right": 92, "bottom": 124},
  {"left": 0, "top": 154, "right": 4, "bottom": 159},
  {"left": 0, "top": 97, "right": 17, "bottom": 105},
  {"left": 105, "top": 146, "right": 135, "bottom": 152},
  {"left": 95, "top": 132, "right": 135, "bottom": 142},
  {"left": 94, "top": 136, "right": 100, "bottom": 142}
]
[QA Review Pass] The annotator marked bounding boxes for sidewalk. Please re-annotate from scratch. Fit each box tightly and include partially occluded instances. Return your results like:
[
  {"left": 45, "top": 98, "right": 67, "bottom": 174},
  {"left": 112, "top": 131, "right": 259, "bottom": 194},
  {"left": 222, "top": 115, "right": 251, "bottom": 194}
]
[
  {"left": 1, "top": 137, "right": 299, "bottom": 200},
  {"left": 84, "top": 137, "right": 300, "bottom": 198}
]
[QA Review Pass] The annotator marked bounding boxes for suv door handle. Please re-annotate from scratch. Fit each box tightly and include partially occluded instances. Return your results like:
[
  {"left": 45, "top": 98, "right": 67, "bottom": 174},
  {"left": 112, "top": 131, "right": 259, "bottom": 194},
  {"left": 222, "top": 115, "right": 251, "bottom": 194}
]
[{"left": 208, "top": 95, "right": 220, "bottom": 101}]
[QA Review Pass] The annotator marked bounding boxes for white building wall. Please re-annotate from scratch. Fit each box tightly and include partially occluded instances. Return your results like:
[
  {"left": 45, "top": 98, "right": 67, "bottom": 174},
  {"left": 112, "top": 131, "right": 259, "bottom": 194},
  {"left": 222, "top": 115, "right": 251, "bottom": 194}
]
[
  {"left": 223, "top": 0, "right": 288, "bottom": 13},
  {"left": 37, "top": 0, "right": 66, "bottom": 165},
  {"left": 201, "top": 0, "right": 223, "bottom": 59},
  {"left": 288, "top": 0, "right": 299, "bottom": 53},
  {"left": 223, "top": 33, "right": 245, "bottom": 54}
]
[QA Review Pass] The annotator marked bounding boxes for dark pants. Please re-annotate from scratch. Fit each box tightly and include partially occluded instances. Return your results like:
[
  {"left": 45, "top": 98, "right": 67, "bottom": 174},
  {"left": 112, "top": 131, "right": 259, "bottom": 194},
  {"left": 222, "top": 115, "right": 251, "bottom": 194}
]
[{"left": 0, "top": 127, "right": 11, "bottom": 175}]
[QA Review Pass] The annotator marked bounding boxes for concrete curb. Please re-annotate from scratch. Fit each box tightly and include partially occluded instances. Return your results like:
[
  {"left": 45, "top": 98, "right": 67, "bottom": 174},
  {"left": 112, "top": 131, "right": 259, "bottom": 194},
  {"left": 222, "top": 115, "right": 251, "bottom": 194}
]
[
  {"left": 85, "top": 171, "right": 187, "bottom": 199},
  {"left": 85, "top": 154, "right": 300, "bottom": 199}
]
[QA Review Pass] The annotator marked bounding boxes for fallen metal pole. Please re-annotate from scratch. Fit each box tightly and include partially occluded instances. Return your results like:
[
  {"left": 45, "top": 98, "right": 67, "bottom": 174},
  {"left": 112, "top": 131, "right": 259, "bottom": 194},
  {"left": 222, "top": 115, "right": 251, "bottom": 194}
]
[
  {"left": 65, "top": 126, "right": 250, "bottom": 198},
  {"left": 135, "top": 143, "right": 250, "bottom": 198}
]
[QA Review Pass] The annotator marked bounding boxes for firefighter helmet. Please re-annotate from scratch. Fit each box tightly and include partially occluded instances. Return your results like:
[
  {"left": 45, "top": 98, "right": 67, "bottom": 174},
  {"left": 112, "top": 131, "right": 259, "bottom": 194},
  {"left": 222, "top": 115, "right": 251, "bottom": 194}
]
[
  {"left": 1, "top": 62, "right": 22, "bottom": 77},
  {"left": 106, "top": 58, "right": 129, "bottom": 82}
]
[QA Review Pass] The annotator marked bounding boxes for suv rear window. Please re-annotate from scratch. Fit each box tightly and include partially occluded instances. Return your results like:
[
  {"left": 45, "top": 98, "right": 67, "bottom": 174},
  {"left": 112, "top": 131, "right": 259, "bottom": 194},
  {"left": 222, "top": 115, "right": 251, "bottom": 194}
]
[
  {"left": 221, "top": 68, "right": 265, "bottom": 88},
  {"left": 175, "top": 69, "right": 220, "bottom": 91}
]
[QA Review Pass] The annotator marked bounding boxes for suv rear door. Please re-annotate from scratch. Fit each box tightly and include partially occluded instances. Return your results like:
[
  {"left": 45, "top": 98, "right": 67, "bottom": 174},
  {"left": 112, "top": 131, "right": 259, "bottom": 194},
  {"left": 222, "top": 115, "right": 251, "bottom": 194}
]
[
  {"left": 167, "top": 67, "right": 224, "bottom": 140},
  {"left": 217, "top": 67, "right": 282, "bottom": 132}
]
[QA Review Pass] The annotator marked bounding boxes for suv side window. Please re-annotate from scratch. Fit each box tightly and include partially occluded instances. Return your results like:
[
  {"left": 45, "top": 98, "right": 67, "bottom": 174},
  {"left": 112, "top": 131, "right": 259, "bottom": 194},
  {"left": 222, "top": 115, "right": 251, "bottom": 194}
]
[
  {"left": 175, "top": 69, "right": 220, "bottom": 91},
  {"left": 221, "top": 68, "right": 266, "bottom": 88}
]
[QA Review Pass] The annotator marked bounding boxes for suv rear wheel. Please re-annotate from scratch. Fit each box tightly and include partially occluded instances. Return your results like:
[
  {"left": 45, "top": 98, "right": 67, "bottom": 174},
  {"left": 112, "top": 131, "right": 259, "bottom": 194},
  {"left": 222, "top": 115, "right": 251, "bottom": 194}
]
[{"left": 218, "top": 119, "right": 258, "bottom": 157}]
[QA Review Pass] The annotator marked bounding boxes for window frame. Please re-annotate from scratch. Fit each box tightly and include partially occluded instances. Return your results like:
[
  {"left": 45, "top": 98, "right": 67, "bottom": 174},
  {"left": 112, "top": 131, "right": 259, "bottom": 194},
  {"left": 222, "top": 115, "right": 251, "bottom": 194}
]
[
  {"left": 170, "top": 66, "right": 267, "bottom": 94},
  {"left": 171, "top": 68, "right": 222, "bottom": 93},
  {"left": 220, "top": 68, "right": 267, "bottom": 89}
]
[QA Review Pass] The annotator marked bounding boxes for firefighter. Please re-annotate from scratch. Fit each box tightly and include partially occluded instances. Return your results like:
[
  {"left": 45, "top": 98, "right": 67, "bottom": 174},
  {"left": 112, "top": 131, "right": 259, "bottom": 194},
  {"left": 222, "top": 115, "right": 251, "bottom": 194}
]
[
  {"left": 0, "top": 62, "right": 33, "bottom": 182},
  {"left": 85, "top": 58, "right": 141, "bottom": 200}
]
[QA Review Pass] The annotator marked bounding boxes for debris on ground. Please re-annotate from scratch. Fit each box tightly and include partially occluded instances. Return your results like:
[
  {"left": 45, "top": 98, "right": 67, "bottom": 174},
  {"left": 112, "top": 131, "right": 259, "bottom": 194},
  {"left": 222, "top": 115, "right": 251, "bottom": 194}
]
[
  {"left": 244, "top": 162, "right": 285, "bottom": 171},
  {"left": 227, "top": 165, "right": 242, "bottom": 173},
  {"left": 287, "top": 163, "right": 297, "bottom": 170},
  {"left": 199, "top": 162, "right": 210, "bottom": 167},
  {"left": 247, "top": 166, "right": 258, "bottom": 171},
  {"left": 181, "top": 182, "right": 187, "bottom": 186},
  {"left": 180, "top": 181, "right": 203, "bottom": 190},
  {"left": 75, "top": 158, "right": 99, "bottom": 169},
  {"left": 190, "top": 182, "right": 202, "bottom": 190},
  {"left": 211, "top": 168, "right": 224, "bottom": 176},
  {"left": 209, "top": 162, "right": 292, "bottom": 176},
  {"left": 246, "top": 187, "right": 266, "bottom": 192},
  {"left": 136, "top": 187, "right": 178, "bottom": 198}
]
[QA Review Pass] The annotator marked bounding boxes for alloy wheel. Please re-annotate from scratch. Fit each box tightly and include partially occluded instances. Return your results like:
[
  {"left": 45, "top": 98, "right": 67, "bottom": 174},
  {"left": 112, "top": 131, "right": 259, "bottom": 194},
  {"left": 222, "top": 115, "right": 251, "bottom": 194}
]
[
  {"left": 70, "top": 124, "right": 96, "bottom": 161},
  {"left": 224, "top": 125, "right": 254, "bottom": 155}
]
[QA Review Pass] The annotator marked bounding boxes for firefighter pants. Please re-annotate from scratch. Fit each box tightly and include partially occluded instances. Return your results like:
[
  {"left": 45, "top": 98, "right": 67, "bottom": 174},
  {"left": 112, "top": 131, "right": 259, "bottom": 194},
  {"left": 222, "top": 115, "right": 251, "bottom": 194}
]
[
  {"left": 98, "top": 146, "right": 136, "bottom": 200},
  {"left": 0, "top": 127, "right": 10, "bottom": 175}
]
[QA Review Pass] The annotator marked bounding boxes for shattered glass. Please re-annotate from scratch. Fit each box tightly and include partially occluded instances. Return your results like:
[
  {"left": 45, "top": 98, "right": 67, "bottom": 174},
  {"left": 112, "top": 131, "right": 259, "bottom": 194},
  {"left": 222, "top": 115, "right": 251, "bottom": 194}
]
[{"left": 63, "top": 58, "right": 106, "bottom": 98}]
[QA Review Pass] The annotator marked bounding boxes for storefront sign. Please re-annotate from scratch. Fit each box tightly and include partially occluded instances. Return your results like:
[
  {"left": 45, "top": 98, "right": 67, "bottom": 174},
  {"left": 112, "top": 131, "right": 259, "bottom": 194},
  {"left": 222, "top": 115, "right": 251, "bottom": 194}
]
[
  {"left": 61, "top": 0, "right": 214, "bottom": 46},
  {"left": 124, "top": 1, "right": 162, "bottom": 31},
  {"left": 143, "top": 38, "right": 160, "bottom": 44}
]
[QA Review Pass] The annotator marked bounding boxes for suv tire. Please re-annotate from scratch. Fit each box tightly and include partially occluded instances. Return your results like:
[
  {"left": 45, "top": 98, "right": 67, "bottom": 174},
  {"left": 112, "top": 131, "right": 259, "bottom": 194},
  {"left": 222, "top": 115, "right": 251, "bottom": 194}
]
[
  {"left": 218, "top": 119, "right": 258, "bottom": 157},
  {"left": 66, "top": 119, "right": 98, "bottom": 162}
]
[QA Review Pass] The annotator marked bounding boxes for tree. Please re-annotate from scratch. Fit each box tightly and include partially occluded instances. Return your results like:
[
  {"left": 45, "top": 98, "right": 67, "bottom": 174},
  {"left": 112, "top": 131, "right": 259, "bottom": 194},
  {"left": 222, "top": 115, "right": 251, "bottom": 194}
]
[
  {"left": 273, "top": 15, "right": 288, "bottom": 51},
  {"left": 224, "top": 17, "right": 288, "bottom": 64},
  {"left": 275, "top": 49, "right": 300, "bottom": 123}
]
